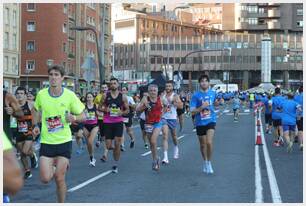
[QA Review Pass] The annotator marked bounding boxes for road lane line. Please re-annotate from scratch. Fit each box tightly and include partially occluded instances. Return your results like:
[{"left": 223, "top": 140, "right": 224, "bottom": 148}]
[
  {"left": 68, "top": 170, "right": 113, "bottom": 192},
  {"left": 259, "top": 116, "right": 282, "bottom": 203},
  {"left": 225, "top": 113, "right": 250, "bottom": 116},
  {"left": 255, "top": 116, "right": 263, "bottom": 203},
  {"left": 141, "top": 147, "right": 161, "bottom": 156},
  {"left": 177, "top": 135, "right": 185, "bottom": 140}
]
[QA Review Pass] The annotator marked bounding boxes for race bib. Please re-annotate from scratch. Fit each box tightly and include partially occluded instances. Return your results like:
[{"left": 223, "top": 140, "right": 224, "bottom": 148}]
[
  {"left": 46, "top": 115, "right": 64, "bottom": 133},
  {"left": 110, "top": 107, "right": 120, "bottom": 117},
  {"left": 18, "top": 121, "right": 28, "bottom": 133},
  {"left": 166, "top": 104, "right": 171, "bottom": 113},
  {"left": 144, "top": 124, "right": 154, "bottom": 133},
  {"left": 200, "top": 109, "right": 211, "bottom": 120},
  {"left": 86, "top": 112, "right": 96, "bottom": 121},
  {"left": 123, "top": 117, "right": 129, "bottom": 123}
]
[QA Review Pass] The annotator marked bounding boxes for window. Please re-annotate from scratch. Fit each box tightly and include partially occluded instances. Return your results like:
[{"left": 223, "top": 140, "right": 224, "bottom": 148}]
[
  {"left": 175, "top": 44, "right": 180, "bottom": 50},
  {"left": 63, "top": 23, "right": 67, "bottom": 33},
  {"left": 162, "top": 44, "right": 168, "bottom": 50},
  {"left": 4, "top": 32, "right": 9, "bottom": 49},
  {"left": 248, "top": 6, "right": 258, "bottom": 13},
  {"left": 27, "top": 21, "right": 36, "bottom": 31},
  {"left": 63, "top": 4, "right": 68, "bottom": 13},
  {"left": 169, "top": 57, "right": 174, "bottom": 64},
  {"left": 237, "top": 42, "right": 242, "bottom": 48},
  {"left": 12, "top": 34, "right": 17, "bottom": 49},
  {"left": 256, "top": 56, "right": 261, "bottom": 63},
  {"left": 63, "top": 42, "right": 67, "bottom": 53},
  {"left": 181, "top": 44, "right": 186, "bottom": 50},
  {"left": 150, "top": 44, "right": 155, "bottom": 51},
  {"left": 157, "top": 57, "right": 162, "bottom": 64},
  {"left": 236, "top": 56, "right": 242, "bottom": 63},
  {"left": 63, "top": 62, "right": 66, "bottom": 69},
  {"left": 169, "top": 44, "right": 174, "bottom": 50},
  {"left": 243, "top": 56, "right": 248, "bottom": 63},
  {"left": 150, "top": 57, "right": 155, "bottom": 64},
  {"left": 276, "top": 56, "right": 282, "bottom": 63},
  {"left": 230, "top": 56, "right": 235, "bottom": 63},
  {"left": 4, "top": 56, "right": 8, "bottom": 71},
  {"left": 204, "top": 56, "right": 209, "bottom": 63},
  {"left": 5, "top": 8, "right": 9, "bottom": 25},
  {"left": 163, "top": 58, "right": 167, "bottom": 64},
  {"left": 13, "top": 10, "right": 17, "bottom": 27},
  {"left": 12, "top": 57, "right": 17, "bottom": 72},
  {"left": 210, "top": 56, "right": 216, "bottom": 63},
  {"left": 27, "top": 3, "right": 35, "bottom": 11},
  {"left": 175, "top": 57, "right": 180, "bottom": 64},
  {"left": 217, "top": 56, "right": 222, "bottom": 63},
  {"left": 27, "top": 41, "right": 35, "bottom": 52},
  {"left": 26, "top": 60, "right": 35, "bottom": 71},
  {"left": 187, "top": 44, "right": 193, "bottom": 50},
  {"left": 131, "top": 58, "right": 134, "bottom": 65},
  {"left": 297, "top": 21, "right": 303, "bottom": 27},
  {"left": 259, "top": 8, "right": 265, "bottom": 14},
  {"left": 297, "top": 9, "right": 303, "bottom": 16},
  {"left": 248, "top": 18, "right": 258, "bottom": 25}
]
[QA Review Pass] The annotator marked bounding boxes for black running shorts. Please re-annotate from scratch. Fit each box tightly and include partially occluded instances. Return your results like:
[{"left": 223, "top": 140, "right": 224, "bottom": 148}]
[
  {"left": 103, "top": 122, "right": 123, "bottom": 140},
  {"left": 265, "top": 114, "right": 273, "bottom": 126},
  {"left": 272, "top": 119, "right": 282, "bottom": 127},
  {"left": 39, "top": 141, "right": 72, "bottom": 159},
  {"left": 196, "top": 122, "right": 216, "bottom": 136}
]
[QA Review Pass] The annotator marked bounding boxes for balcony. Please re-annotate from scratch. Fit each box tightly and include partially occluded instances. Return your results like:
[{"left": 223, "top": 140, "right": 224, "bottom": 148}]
[
  {"left": 236, "top": 22, "right": 249, "bottom": 30},
  {"left": 268, "top": 21, "right": 281, "bottom": 29},
  {"left": 240, "top": 10, "right": 248, "bottom": 17},
  {"left": 268, "top": 9, "right": 280, "bottom": 18}
]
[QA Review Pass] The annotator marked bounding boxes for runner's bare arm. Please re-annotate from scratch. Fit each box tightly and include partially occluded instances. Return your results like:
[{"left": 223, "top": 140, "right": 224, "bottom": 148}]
[
  {"left": 121, "top": 95, "right": 130, "bottom": 116},
  {"left": 136, "top": 97, "right": 147, "bottom": 113},
  {"left": 6, "top": 93, "right": 24, "bottom": 117},
  {"left": 174, "top": 94, "right": 183, "bottom": 109}
]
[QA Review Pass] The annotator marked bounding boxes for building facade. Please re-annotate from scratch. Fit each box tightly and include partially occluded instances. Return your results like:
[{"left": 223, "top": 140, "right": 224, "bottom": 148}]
[
  {"left": 3, "top": 3, "right": 21, "bottom": 92},
  {"left": 20, "top": 3, "right": 111, "bottom": 93}
]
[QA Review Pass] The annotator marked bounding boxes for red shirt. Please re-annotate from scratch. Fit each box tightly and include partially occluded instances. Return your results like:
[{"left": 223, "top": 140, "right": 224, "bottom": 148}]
[{"left": 145, "top": 96, "right": 163, "bottom": 124}]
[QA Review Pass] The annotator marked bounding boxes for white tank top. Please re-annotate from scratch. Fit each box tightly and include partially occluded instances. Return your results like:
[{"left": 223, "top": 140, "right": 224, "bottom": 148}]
[{"left": 162, "top": 92, "right": 177, "bottom": 119}]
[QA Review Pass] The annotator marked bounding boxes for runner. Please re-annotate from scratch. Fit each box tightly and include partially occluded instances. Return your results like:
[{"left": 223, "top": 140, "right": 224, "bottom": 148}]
[
  {"left": 121, "top": 86, "right": 136, "bottom": 149},
  {"left": 280, "top": 92, "right": 302, "bottom": 153},
  {"left": 294, "top": 85, "right": 303, "bottom": 151},
  {"left": 190, "top": 74, "right": 219, "bottom": 174},
  {"left": 94, "top": 83, "right": 109, "bottom": 162},
  {"left": 136, "top": 84, "right": 164, "bottom": 171},
  {"left": 232, "top": 93, "right": 241, "bottom": 122},
  {"left": 101, "top": 77, "right": 129, "bottom": 173},
  {"left": 177, "top": 92, "right": 186, "bottom": 132},
  {"left": 262, "top": 94, "right": 273, "bottom": 134},
  {"left": 3, "top": 131, "right": 24, "bottom": 200},
  {"left": 32, "top": 65, "right": 85, "bottom": 203},
  {"left": 161, "top": 80, "right": 183, "bottom": 164},
  {"left": 83, "top": 92, "right": 99, "bottom": 167},
  {"left": 138, "top": 92, "right": 149, "bottom": 149},
  {"left": 249, "top": 92, "right": 255, "bottom": 109},
  {"left": 15, "top": 86, "right": 38, "bottom": 179},
  {"left": 70, "top": 119, "right": 85, "bottom": 155},
  {"left": 269, "top": 87, "right": 286, "bottom": 147}
]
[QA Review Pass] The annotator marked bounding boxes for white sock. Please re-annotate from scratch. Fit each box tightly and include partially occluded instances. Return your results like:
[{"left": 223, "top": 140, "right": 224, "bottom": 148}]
[{"left": 163, "top": 151, "right": 168, "bottom": 160}]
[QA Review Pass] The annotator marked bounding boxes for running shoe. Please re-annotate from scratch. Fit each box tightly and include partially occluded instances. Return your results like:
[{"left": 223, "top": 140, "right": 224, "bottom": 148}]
[
  {"left": 120, "top": 145, "right": 126, "bottom": 152},
  {"left": 152, "top": 158, "right": 160, "bottom": 171},
  {"left": 299, "top": 144, "right": 303, "bottom": 151},
  {"left": 30, "top": 153, "right": 38, "bottom": 169},
  {"left": 112, "top": 166, "right": 118, "bottom": 174},
  {"left": 278, "top": 137, "right": 285, "bottom": 146},
  {"left": 173, "top": 147, "right": 179, "bottom": 159},
  {"left": 82, "top": 137, "right": 87, "bottom": 145},
  {"left": 206, "top": 162, "right": 214, "bottom": 174},
  {"left": 144, "top": 144, "right": 149, "bottom": 149},
  {"left": 95, "top": 140, "right": 101, "bottom": 148},
  {"left": 202, "top": 162, "right": 208, "bottom": 173},
  {"left": 193, "top": 127, "right": 196, "bottom": 132},
  {"left": 24, "top": 170, "right": 32, "bottom": 179},
  {"left": 287, "top": 141, "right": 293, "bottom": 153},
  {"left": 100, "top": 155, "right": 107, "bottom": 162},
  {"left": 162, "top": 158, "right": 169, "bottom": 165},
  {"left": 273, "top": 141, "right": 280, "bottom": 147},
  {"left": 89, "top": 158, "right": 96, "bottom": 167},
  {"left": 76, "top": 148, "right": 83, "bottom": 155},
  {"left": 268, "top": 130, "right": 272, "bottom": 135},
  {"left": 130, "top": 140, "right": 135, "bottom": 148}
]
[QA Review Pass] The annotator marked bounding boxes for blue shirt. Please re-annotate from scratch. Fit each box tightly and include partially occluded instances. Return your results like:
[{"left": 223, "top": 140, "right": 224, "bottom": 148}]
[
  {"left": 294, "top": 93, "right": 303, "bottom": 117},
  {"left": 271, "top": 95, "right": 285, "bottom": 120},
  {"left": 281, "top": 99, "right": 299, "bottom": 125},
  {"left": 262, "top": 96, "right": 272, "bottom": 114},
  {"left": 190, "top": 89, "right": 217, "bottom": 126}
]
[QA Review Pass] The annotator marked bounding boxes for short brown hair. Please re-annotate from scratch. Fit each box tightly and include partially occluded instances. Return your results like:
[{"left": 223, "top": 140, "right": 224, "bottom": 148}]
[{"left": 48, "top": 65, "right": 65, "bottom": 76}]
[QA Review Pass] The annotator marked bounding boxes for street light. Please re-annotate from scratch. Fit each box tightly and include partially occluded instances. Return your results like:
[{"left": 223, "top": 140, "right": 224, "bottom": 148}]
[{"left": 70, "top": 26, "right": 105, "bottom": 85}]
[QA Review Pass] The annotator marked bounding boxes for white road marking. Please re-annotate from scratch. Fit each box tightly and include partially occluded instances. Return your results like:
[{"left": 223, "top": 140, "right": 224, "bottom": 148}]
[
  {"left": 68, "top": 170, "right": 113, "bottom": 192},
  {"left": 244, "top": 109, "right": 250, "bottom": 112},
  {"left": 177, "top": 135, "right": 185, "bottom": 140},
  {"left": 259, "top": 115, "right": 282, "bottom": 203},
  {"left": 141, "top": 147, "right": 161, "bottom": 156},
  {"left": 255, "top": 116, "right": 263, "bottom": 203},
  {"left": 225, "top": 113, "right": 250, "bottom": 116},
  {"left": 223, "top": 109, "right": 230, "bottom": 113}
]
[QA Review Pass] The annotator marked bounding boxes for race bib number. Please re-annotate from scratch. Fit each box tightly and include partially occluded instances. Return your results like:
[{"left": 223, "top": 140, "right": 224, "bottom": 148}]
[
  {"left": 46, "top": 116, "right": 64, "bottom": 133},
  {"left": 110, "top": 107, "right": 120, "bottom": 117},
  {"left": 144, "top": 124, "right": 154, "bottom": 133},
  {"left": 18, "top": 121, "right": 28, "bottom": 133},
  {"left": 86, "top": 112, "right": 96, "bottom": 121},
  {"left": 200, "top": 109, "right": 211, "bottom": 120},
  {"left": 123, "top": 117, "right": 129, "bottom": 123},
  {"left": 166, "top": 105, "right": 171, "bottom": 113}
]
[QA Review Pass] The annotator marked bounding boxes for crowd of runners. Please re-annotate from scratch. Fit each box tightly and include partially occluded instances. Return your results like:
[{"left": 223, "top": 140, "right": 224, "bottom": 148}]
[{"left": 3, "top": 65, "right": 303, "bottom": 203}]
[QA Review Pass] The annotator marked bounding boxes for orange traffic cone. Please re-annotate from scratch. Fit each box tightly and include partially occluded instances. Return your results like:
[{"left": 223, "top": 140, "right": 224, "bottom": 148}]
[
  {"left": 257, "top": 119, "right": 261, "bottom": 126},
  {"left": 256, "top": 130, "right": 263, "bottom": 145}
]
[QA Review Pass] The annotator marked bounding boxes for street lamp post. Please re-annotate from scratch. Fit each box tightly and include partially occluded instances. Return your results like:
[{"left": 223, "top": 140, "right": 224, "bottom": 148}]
[{"left": 70, "top": 26, "right": 105, "bottom": 85}]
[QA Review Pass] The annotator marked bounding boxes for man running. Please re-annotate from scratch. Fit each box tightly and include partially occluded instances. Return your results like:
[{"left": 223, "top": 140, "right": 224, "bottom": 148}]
[
  {"left": 269, "top": 87, "right": 286, "bottom": 147},
  {"left": 177, "top": 91, "right": 186, "bottom": 132},
  {"left": 15, "top": 86, "right": 38, "bottom": 179},
  {"left": 136, "top": 84, "right": 164, "bottom": 171},
  {"left": 138, "top": 92, "right": 149, "bottom": 149},
  {"left": 161, "top": 80, "right": 183, "bottom": 164},
  {"left": 232, "top": 93, "right": 241, "bottom": 122},
  {"left": 190, "top": 74, "right": 219, "bottom": 174},
  {"left": 95, "top": 83, "right": 109, "bottom": 162},
  {"left": 262, "top": 94, "right": 273, "bottom": 134},
  {"left": 121, "top": 86, "right": 136, "bottom": 149},
  {"left": 294, "top": 85, "right": 303, "bottom": 151},
  {"left": 280, "top": 92, "right": 302, "bottom": 153},
  {"left": 83, "top": 92, "right": 99, "bottom": 167},
  {"left": 101, "top": 77, "right": 129, "bottom": 173},
  {"left": 32, "top": 65, "right": 85, "bottom": 203}
]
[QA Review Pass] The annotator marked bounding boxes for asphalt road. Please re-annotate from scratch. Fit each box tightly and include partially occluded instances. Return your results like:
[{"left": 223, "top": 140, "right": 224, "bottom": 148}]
[{"left": 11, "top": 104, "right": 303, "bottom": 203}]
